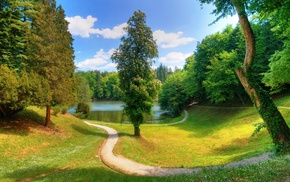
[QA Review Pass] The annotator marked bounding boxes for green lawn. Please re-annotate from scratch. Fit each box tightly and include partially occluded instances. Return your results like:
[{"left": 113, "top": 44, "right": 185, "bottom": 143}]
[
  {"left": 0, "top": 96, "right": 289, "bottom": 181},
  {"left": 95, "top": 107, "right": 278, "bottom": 168}
]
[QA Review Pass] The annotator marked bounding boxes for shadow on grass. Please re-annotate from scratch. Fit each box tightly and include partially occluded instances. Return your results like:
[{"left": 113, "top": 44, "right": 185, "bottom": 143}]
[
  {"left": 71, "top": 124, "right": 107, "bottom": 138},
  {"left": 0, "top": 109, "right": 47, "bottom": 136},
  {"left": 175, "top": 106, "right": 254, "bottom": 137},
  {"left": 118, "top": 132, "right": 135, "bottom": 137},
  {"left": 3, "top": 165, "right": 153, "bottom": 182}
]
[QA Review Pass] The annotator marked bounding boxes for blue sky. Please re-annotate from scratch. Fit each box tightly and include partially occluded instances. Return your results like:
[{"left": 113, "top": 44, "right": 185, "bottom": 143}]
[{"left": 57, "top": 0, "right": 238, "bottom": 72}]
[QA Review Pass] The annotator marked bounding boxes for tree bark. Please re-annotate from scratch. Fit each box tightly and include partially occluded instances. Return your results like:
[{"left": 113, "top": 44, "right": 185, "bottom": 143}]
[
  {"left": 232, "top": 0, "right": 290, "bottom": 150},
  {"left": 45, "top": 105, "right": 51, "bottom": 127},
  {"left": 134, "top": 126, "right": 140, "bottom": 136}
]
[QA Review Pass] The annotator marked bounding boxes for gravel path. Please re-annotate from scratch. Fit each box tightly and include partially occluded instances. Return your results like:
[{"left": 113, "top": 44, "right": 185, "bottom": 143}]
[{"left": 85, "top": 110, "right": 272, "bottom": 176}]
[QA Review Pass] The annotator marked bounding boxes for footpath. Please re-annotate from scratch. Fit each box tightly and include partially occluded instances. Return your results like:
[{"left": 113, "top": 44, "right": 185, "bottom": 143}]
[{"left": 85, "top": 110, "right": 272, "bottom": 176}]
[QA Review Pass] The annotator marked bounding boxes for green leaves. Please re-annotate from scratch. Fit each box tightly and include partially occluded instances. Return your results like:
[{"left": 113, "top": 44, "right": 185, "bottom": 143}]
[
  {"left": 0, "top": 65, "right": 49, "bottom": 117},
  {"left": 203, "top": 51, "right": 239, "bottom": 103},
  {"left": 111, "top": 10, "right": 158, "bottom": 134},
  {"left": 158, "top": 71, "right": 189, "bottom": 117}
]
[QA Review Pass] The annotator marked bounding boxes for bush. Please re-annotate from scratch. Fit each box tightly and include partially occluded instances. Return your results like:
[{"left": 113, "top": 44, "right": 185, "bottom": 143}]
[{"left": 74, "top": 102, "right": 90, "bottom": 119}]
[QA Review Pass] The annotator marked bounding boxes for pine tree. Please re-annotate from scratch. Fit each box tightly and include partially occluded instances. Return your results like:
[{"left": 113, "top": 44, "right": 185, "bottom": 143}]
[
  {"left": 0, "top": 0, "right": 32, "bottom": 70},
  {"left": 26, "top": 0, "right": 76, "bottom": 127}
]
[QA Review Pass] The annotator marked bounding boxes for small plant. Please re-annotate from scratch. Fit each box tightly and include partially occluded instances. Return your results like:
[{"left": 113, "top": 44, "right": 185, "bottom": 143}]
[
  {"left": 74, "top": 102, "right": 90, "bottom": 119},
  {"left": 52, "top": 105, "right": 69, "bottom": 116},
  {"left": 251, "top": 122, "right": 266, "bottom": 137}
]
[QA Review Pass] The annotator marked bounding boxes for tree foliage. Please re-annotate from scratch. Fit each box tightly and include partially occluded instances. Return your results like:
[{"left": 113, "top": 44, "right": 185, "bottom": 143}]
[
  {"left": 0, "top": 65, "right": 49, "bottom": 117},
  {"left": 158, "top": 71, "right": 189, "bottom": 117},
  {"left": 155, "top": 63, "right": 173, "bottom": 82},
  {"left": 0, "top": 0, "right": 32, "bottom": 70},
  {"left": 203, "top": 51, "right": 240, "bottom": 103},
  {"left": 111, "top": 10, "right": 158, "bottom": 136},
  {"left": 26, "top": 0, "right": 76, "bottom": 126}
]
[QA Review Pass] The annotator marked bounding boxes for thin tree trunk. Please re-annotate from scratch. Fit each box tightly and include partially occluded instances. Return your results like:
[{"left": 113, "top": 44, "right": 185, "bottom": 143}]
[
  {"left": 45, "top": 105, "right": 51, "bottom": 127},
  {"left": 134, "top": 126, "right": 140, "bottom": 136},
  {"left": 232, "top": 0, "right": 290, "bottom": 150}
]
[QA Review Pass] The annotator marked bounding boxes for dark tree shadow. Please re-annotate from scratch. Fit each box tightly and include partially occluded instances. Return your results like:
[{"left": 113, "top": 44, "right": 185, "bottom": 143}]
[
  {"left": 0, "top": 109, "right": 47, "bottom": 136},
  {"left": 71, "top": 124, "right": 107, "bottom": 137},
  {"left": 3, "top": 165, "right": 154, "bottom": 182}
]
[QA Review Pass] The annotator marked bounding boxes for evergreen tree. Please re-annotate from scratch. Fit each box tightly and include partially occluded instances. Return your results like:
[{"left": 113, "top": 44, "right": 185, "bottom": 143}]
[
  {"left": 26, "top": 0, "right": 76, "bottom": 127},
  {"left": 111, "top": 10, "right": 158, "bottom": 136},
  {"left": 0, "top": 0, "right": 32, "bottom": 70}
]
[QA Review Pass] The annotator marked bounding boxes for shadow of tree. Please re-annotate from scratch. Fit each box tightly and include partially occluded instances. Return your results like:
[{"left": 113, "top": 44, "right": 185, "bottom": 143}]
[
  {"left": 174, "top": 106, "right": 254, "bottom": 138},
  {"left": 4, "top": 165, "right": 152, "bottom": 182},
  {"left": 0, "top": 109, "right": 47, "bottom": 136},
  {"left": 71, "top": 124, "right": 107, "bottom": 137}
]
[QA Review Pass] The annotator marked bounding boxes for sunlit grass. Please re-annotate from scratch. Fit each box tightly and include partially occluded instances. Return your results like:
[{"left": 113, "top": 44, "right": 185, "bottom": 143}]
[
  {"left": 0, "top": 95, "right": 289, "bottom": 181},
  {"left": 89, "top": 96, "right": 290, "bottom": 168},
  {"left": 0, "top": 106, "right": 105, "bottom": 181}
]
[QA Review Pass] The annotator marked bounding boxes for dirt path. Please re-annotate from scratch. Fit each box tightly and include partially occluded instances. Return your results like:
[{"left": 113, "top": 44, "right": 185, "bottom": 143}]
[{"left": 85, "top": 110, "right": 273, "bottom": 176}]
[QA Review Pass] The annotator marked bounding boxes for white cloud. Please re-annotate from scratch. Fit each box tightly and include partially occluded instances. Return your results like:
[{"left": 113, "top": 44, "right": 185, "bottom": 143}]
[
  {"left": 153, "top": 30, "right": 195, "bottom": 48},
  {"left": 66, "top": 15, "right": 127, "bottom": 39},
  {"left": 66, "top": 15, "right": 97, "bottom": 38},
  {"left": 91, "top": 23, "right": 127, "bottom": 39},
  {"left": 158, "top": 52, "right": 192, "bottom": 68},
  {"left": 76, "top": 48, "right": 116, "bottom": 70}
]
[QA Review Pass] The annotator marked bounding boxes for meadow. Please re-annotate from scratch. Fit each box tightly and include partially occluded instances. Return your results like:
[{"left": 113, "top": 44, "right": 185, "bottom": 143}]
[{"left": 0, "top": 96, "right": 289, "bottom": 181}]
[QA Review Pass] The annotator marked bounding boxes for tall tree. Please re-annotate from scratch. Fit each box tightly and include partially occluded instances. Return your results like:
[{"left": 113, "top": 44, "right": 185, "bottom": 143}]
[
  {"left": 199, "top": 0, "right": 290, "bottom": 151},
  {"left": 256, "top": 0, "right": 290, "bottom": 92},
  {"left": 0, "top": 0, "right": 32, "bottom": 70},
  {"left": 27, "top": 0, "right": 76, "bottom": 127},
  {"left": 111, "top": 10, "right": 158, "bottom": 136}
]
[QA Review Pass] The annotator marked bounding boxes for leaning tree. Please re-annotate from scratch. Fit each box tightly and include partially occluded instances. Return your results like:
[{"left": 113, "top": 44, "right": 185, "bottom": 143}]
[
  {"left": 199, "top": 0, "right": 290, "bottom": 151},
  {"left": 111, "top": 10, "right": 158, "bottom": 136}
]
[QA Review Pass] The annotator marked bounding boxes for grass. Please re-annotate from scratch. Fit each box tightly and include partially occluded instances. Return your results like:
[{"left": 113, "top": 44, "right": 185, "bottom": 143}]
[
  {"left": 0, "top": 95, "right": 289, "bottom": 181},
  {"left": 95, "top": 107, "right": 274, "bottom": 168}
]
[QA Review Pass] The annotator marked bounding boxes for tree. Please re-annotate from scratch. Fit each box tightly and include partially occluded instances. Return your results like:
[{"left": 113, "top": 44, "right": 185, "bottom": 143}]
[
  {"left": 199, "top": 0, "right": 290, "bottom": 151},
  {"left": 0, "top": 0, "right": 32, "bottom": 70},
  {"left": 155, "top": 63, "right": 173, "bottom": 82},
  {"left": 0, "top": 65, "right": 49, "bottom": 118},
  {"left": 74, "top": 73, "right": 92, "bottom": 103},
  {"left": 158, "top": 71, "right": 189, "bottom": 116},
  {"left": 256, "top": 0, "right": 290, "bottom": 92},
  {"left": 111, "top": 10, "right": 158, "bottom": 136},
  {"left": 27, "top": 0, "right": 76, "bottom": 127},
  {"left": 202, "top": 51, "right": 241, "bottom": 103}
]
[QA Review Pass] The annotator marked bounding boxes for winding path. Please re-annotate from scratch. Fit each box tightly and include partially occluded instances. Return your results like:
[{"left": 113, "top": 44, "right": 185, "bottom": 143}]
[{"left": 84, "top": 109, "right": 276, "bottom": 176}]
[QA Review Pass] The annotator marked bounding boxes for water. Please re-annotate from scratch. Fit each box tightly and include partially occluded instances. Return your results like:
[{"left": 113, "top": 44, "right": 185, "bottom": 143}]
[{"left": 69, "top": 101, "right": 170, "bottom": 123}]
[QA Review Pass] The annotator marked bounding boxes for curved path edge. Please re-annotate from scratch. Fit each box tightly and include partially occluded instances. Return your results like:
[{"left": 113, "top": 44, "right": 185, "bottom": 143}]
[{"left": 85, "top": 110, "right": 272, "bottom": 176}]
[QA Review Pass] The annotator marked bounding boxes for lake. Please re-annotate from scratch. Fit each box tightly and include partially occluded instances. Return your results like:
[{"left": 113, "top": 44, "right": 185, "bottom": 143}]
[{"left": 69, "top": 101, "right": 170, "bottom": 123}]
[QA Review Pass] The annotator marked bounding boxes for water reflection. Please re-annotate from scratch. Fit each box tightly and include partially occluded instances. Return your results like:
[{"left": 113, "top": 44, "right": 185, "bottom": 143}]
[{"left": 70, "top": 101, "right": 169, "bottom": 123}]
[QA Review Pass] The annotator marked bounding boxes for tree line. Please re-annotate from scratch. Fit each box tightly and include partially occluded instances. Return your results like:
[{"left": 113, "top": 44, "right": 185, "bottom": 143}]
[
  {"left": 75, "top": 64, "right": 173, "bottom": 101},
  {"left": 159, "top": 20, "right": 284, "bottom": 116}
]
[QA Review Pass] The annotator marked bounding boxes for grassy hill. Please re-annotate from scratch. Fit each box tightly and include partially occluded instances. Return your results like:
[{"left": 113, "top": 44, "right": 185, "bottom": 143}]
[{"left": 0, "top": 95, "right": 289, "bottom": 181}]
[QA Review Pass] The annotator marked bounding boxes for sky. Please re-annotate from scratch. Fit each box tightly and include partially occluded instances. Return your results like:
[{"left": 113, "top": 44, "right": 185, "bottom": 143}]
[{"left": 56, "top": 0, "right": 238, "bottom": 72}]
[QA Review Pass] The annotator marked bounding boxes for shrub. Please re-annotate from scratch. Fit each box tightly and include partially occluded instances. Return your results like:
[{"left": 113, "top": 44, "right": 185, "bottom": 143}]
[{"left": 75, "top": 102, "right": 90, "bottom": 119}]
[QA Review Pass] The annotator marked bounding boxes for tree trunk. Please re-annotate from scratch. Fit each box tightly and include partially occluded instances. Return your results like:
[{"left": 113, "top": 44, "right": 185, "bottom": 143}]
[
  {"left": 134, "top": 126, "right": 140, "bottom": 136},
  {"left": 45, "top": 105, "right": 51, "bottom": 127},
  {"left": 232, "top": 0, "right": 290, "bottom": 150}
]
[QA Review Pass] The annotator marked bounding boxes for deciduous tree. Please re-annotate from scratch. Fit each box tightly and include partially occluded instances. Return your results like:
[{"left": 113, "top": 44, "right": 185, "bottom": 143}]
[{"left": 199, "top": 0, "right": 290, "bottom": 151}]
